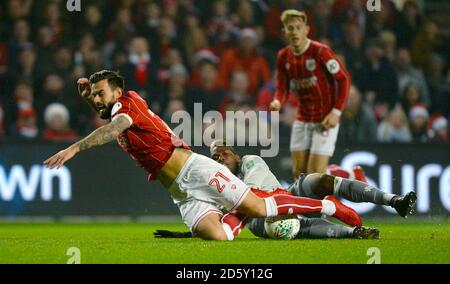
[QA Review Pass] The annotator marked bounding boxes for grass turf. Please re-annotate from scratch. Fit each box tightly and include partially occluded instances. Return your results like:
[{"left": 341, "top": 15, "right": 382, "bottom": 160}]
[{"left": 0, "top": 220, "right": 449, "bottom": 264}]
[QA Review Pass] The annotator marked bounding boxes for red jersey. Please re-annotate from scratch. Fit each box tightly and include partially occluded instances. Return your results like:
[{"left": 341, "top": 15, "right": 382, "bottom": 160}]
[
  {"left": 110, "top": 91, "right": 190, "bottom": 181},
  {"left": 275, "top": 40, "right": 351, "bottom": 122}
]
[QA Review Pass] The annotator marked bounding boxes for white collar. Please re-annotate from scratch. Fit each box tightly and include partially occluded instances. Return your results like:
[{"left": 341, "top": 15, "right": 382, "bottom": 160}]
[{"left": 292, "top": 39, "right": 311, "bottom": 56}]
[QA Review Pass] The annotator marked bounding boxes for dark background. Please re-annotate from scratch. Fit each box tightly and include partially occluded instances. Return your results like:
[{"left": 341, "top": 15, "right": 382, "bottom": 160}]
[{"left": 0, "top": 142, "right": 448, "bottom": 217}]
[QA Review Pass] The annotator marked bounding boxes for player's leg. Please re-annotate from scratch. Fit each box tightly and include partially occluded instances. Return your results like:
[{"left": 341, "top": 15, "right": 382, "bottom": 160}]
[
  {"left": 307, "top": 124, "right": 339, "bottom": 174},
  {"left": 297, "top": 217, "right": 379, "bottom": 239},
  {"left": 192, "top": 154, "right": 361, "bottom": 236},
  {"left": 306, "top": 154, "right": 329, "bottom": 173},
  {"left": 220, "top": 211, "right": 251, "bottom": 239},
  {"left": 297, "top": 173, "right": 417, "bottom": 217},
  {"left": 297, "top": 217, "right": 352, "bottom": 238},
  {"left": 194, "top": 213, "right": 230, "bottom": 240},
  {"left": 290, "top": 121, "right": 312, "bottom": 178},
  {"left": 218, "top": 190, "right": 294, "bottom": 239},
  {"left": 246, "top": 218, "right": 267, "bottom": 238},
  {"left": 235, "top": 189, "right": 362, "bottom": 227},
  {"left": 184, "top": 203, "right": 250, "bottom": 241},
  {"left": 155, "top": 211, "right": 249, "bottom": 240},
  {"left": 246, "top": 216, "right": 379, "bottom": 239},
  {"left": 178, "top": 198, "right": 231, "bottom": 240},
  {"left": 292, "top": 150, "right": 309, "bottom": 178},
  {"left": 191, "top": 153, "right": 359, "bottom": 227}
]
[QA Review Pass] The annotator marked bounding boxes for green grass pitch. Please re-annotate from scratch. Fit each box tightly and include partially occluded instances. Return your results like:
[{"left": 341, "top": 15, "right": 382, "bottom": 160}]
[{"left": 0, "top": 220, "right": 449, "bottom": 264}]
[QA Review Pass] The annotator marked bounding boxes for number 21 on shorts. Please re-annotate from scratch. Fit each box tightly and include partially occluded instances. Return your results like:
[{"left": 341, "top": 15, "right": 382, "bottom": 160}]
[{"left": 209, "top": 172, "right": 231, "bottom": 193}]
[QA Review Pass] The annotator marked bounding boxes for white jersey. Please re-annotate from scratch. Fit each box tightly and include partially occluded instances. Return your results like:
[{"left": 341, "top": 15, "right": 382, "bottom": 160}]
[{"left": 237, "top": 155, "right": 283, "bottom": 192}]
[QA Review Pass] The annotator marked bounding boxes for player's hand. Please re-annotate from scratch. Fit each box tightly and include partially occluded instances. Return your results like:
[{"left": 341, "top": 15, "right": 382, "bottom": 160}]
[
  {"left": 269, "top": 99, "right": 281, "bottom": 111},
  {"left": 321, "top": 112, "right": 340, "bottom": 130},
  {"left": 77, "top": 78, "right": 91, "bottom": 99},
  {"left": 43, "top": 145, "right": 79, "bottom": 169},
  {"left": 153, "top": 229, "right": 193, "bottom": 238}
]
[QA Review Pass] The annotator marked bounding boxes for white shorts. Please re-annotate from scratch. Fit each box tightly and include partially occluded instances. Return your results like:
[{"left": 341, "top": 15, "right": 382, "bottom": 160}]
[
  {"left": 289, "top": 121, "right": 339, "bottom": 156},
  {"left": 168, "top": 153, "right": 250, "bottom": 231}
]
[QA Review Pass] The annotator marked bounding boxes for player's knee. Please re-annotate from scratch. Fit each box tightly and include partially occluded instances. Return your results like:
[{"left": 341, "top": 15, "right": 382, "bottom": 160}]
[
  {"left": 303, "top": 173, "right": 334, "bottom": 198},
  {"left": 316, "top": 174, "right": 335, "bottom": 196},
  {"left": 238, "top": 201, "right": 266, "bottom": 218},
  {"left": 237, "top": 192, "right": 267, "bottom": 217},
  {"left": 195, "top": 228, "right": 229, "bottom": 241}
]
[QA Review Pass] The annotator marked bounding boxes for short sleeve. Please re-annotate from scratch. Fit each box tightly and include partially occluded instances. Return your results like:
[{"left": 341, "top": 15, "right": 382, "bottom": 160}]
[
  {"left": 319, "top": 46, "right": 344, "bottom": 76},
  {"left": 110, "top": 97, "right": 135, "bottom": 125}
]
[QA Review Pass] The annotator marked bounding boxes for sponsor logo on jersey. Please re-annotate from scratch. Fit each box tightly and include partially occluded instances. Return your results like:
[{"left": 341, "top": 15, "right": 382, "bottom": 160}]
[
  {"left": 293, "top": 76, "right": 318, "bottom": 89},
  {"left": 111, "top": 102, "right": 122, "bottom": 116},
  {"left": 326, "top": 59, "right": 340, "bottom": 74},
  {"left": 285, "top": 63, "right": 290, "bottom": 70},
  {"left": 245, "top": 160, "right": 255, "bottom": 170},
  {"left": 306, "top": 59, "right": 316, "bottom": 71}
]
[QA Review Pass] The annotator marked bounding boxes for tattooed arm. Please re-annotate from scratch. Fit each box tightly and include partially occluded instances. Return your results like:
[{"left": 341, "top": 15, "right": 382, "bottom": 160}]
[{"left": 43, "top": 115, "right": 131, "bottom": 169}]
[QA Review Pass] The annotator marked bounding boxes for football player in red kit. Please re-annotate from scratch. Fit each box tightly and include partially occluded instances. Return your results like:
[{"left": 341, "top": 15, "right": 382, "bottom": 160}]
[
  {"left": 44, "top": 70, "right": 361, "bottom": 240},
  {"left": 270, "top": 10, "right": 351, "bottom": 177}
]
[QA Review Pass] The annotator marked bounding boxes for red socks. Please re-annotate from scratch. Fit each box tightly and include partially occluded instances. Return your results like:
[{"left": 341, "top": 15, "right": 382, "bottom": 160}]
[
  {"left": 264, "top": 194, "right": 331, "bottom": 216},
  {"left": 221, "top": 211, "right": 250, "bottom": 240}
]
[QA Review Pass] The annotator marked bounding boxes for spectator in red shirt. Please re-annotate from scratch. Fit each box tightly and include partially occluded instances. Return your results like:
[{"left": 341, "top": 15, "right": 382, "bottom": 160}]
[
  {"left": 15, "top": 109, "right": 38, "bottom": 140},
  {"left": 126, "top": 37, "right": 152, "bottom": 91},
  {"left": 188, "top": 49, "right": 220, "bottom": 89},
  {"left": 428, "top": 114, "right": 449, "bottom": 143},
  {"left": 217, "top": 28, "right": 271, "bottom": 97}
]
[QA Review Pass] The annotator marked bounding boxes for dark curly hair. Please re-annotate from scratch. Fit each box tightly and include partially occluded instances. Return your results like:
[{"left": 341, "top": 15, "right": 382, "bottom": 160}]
[{"left": 89, "top": 70, "right": 125, "bottom": 90}]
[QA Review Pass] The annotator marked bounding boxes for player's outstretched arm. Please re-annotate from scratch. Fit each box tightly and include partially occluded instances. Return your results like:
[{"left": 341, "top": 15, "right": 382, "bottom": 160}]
[
  {"left": 43, "top": 115, "right": 131, "bottom": 169},
  {"left": 77, "top": 78, "right": 98, "bottom": 113}
]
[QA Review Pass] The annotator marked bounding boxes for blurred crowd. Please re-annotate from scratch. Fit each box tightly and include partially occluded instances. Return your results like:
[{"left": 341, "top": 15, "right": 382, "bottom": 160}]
[{"left": 0, "top": 0, "right": 448, "bottom": 144}]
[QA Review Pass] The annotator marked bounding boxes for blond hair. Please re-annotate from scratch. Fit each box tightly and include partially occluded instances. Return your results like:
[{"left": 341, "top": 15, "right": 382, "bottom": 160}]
[{"left": 281, "top": 9, "right": 307, "bottom": 26}]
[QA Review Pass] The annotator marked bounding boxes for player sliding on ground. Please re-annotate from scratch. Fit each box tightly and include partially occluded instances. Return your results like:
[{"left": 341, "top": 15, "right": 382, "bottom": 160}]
[
  {"left": 155, "top": 141, "right": 417, "bottom": 240},
  {"left": 43, "top": 70, "right": 361, "bottom": 240},
  {"left": 208, "top": 141, "right": 416, "bottom": 218}
]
